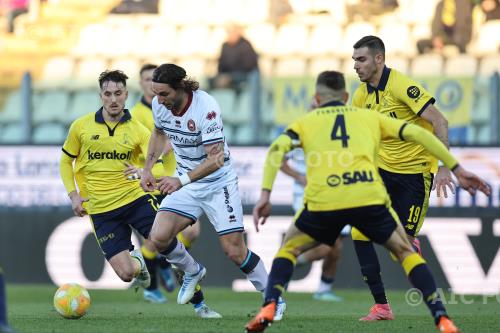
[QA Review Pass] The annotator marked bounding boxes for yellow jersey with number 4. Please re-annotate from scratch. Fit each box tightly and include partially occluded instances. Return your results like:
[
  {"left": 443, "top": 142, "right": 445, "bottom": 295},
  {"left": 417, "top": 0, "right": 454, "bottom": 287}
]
[
  {"left": 261, "top": 101, "right": 458, "bottom": 212},
  {"left": 352, "top": 66, "right": 437, "bottom": 174}
]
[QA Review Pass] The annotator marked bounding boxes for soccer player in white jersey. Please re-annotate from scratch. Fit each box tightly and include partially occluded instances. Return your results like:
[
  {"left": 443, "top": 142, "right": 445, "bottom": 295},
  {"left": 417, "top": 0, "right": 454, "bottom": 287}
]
[{"left": 140, "top": 63, "right": 286, "bottom": 319}]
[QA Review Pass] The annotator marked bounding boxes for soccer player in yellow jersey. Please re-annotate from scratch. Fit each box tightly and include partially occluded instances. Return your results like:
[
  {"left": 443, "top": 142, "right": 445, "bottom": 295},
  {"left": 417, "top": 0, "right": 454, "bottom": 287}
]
[
  {"left": 129, "top": 64, "right": 220, "bottom": 318},
  {"left": 244, "top": 71, "right": 490, "bottom": 333},
  {"left": 59, "top": 70, "right": 200, "bottom": 298},
  {"left": 350, "top": 35, "right": 456, "bottom": 321}
]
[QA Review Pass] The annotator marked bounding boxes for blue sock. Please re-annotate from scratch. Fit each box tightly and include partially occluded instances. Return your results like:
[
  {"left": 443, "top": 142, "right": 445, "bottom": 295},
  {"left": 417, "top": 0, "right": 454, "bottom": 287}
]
[
  {"left": 354, "top": 240, "right": 388, "bottom": 304},
  {"left": 264, "top": 258, "right": 294, "bottom": 304},
  {"left": 408, "top": 264, "right": 448, "bottom": 324},
  {"left": 0, "top": 270, "right": 7, "bottom": 326}
]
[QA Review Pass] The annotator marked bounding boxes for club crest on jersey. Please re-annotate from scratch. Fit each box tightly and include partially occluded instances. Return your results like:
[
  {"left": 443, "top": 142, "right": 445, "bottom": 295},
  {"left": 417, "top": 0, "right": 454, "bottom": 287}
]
[
  {"left": 187, "top": 119, "right": 196, "bottom": 132},
  {"left": 175, "top": 120, "right": 181, "bottom": 128},
  {"left": 206, "top": 111, "right": 216, "bottom": 120}
]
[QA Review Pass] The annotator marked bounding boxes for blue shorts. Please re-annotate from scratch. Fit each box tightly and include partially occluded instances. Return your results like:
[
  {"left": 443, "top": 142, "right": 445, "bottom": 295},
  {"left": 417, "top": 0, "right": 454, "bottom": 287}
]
[{"left": 90, "top": 195, "right": 158, "bottom": 260}]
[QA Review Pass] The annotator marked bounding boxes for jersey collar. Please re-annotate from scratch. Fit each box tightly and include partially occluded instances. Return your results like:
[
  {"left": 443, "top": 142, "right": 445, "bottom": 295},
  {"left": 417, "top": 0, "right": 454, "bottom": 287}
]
[
  {"left": 367, "top": 66, "right": 391, "bottom": 94},
  {"left": 171, "top": 91, "right": 193, "bottom": 117},
  {"left": 140, "top": 96, "right": 152, "bottom": 109},
  {"left": 95, "top": 107, "right": 132, "bottom": 124},
  {"left": 319, "top": 100, "right": 344, "bottom": 108}
]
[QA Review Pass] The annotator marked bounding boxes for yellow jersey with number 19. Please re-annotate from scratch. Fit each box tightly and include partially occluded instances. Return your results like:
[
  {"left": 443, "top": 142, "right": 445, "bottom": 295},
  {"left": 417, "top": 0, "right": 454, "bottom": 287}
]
[
  {"left": 352, "top": 66, "right": 438, "bottom": 174},
  {"left": 62, "top": 109, "right": 151, "bottom": 214}
]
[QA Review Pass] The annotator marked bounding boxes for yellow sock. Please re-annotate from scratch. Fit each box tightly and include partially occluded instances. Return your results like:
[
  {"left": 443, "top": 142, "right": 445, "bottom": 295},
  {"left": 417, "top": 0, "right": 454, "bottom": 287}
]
[
  {"left": 141, "top": 244, "right": 157, "bottom": 260},
  {"left": 402, "top": 253, "right": 426, "bottom": 276}
]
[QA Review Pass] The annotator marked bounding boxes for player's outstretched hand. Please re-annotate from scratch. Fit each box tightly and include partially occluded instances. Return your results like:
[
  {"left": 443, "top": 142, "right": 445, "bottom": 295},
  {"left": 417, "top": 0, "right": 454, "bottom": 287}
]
[
  {"left": 69, "top": 191, "right": 88, "bottom": 217},
  {"left": 433, "top": 166, "right": 455, "bottom": 198},
  {"left": 253, "top": 191, "right": 272, "bottom": 232},
  {"left": 453, "top": 166, "right": 491, "bottom": 196},
  {"left": 157, "top": 176, "right": 182, "bottom": 195},
  {"left": 140, "top": 169, "right": 156, "bottom": 192}
]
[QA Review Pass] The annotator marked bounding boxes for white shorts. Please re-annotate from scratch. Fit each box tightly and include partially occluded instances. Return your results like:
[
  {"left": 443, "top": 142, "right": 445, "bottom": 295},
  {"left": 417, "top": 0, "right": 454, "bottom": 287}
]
[
  {"left": 158, "top": 180, "right": 244, "bottom": 236},
  {"left": 293, "top": 194, "right": 351, "bottom": 237}
]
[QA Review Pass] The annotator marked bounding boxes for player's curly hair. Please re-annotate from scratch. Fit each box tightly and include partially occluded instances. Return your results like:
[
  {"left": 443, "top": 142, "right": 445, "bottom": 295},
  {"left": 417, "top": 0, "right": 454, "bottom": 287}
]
[
  {"left": 152, "top": 63, "right": 199, "bottom": 92},
  {"left": 98, "top": 70, "right": 128, "bottom": 89}
]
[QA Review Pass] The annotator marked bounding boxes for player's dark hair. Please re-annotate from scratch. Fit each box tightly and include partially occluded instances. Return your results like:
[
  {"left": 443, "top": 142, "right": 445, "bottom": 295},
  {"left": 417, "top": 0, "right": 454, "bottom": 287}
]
[
  {"left": 152, "top": 63, "right": 199, "bottom": 92},
  {"left": 98, "top": 70, "right": 128, "bottom": 89},
  {"left": 140, "top": 63, "right": 157, "bottom": 76},
  {"left": 316, "top": 71, "right": 345, "bottom": 91},
  {"left": 353, "top": 35, "right": 385, "bottom": 56}
]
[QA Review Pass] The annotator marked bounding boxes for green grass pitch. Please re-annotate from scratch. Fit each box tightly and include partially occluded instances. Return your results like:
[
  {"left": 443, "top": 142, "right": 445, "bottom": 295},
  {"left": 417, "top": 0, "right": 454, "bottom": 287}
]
[{"left": 7, "top": 285, "right": 500, "bottom": 333}]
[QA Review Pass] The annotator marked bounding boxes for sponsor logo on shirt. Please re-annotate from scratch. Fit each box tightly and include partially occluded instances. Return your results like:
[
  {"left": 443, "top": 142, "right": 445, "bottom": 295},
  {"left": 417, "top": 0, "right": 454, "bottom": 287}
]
[
  {"left": 91, "top": 135, "right": 100, "bottom": 140},
  {"left": 407, "top": 86, "right": 421, "bottom": 99},
  {"left": 327, "top": 170, "right": 374, "bottom": 187},
  {"left": 87, "top": 150, "right": 132, "bottom": 160},
  {"left": 206, "top": 111, "right": 217, "bottom": 120},
  {"left": 187, "top": 119, "right": 196, "bottom": 132}
]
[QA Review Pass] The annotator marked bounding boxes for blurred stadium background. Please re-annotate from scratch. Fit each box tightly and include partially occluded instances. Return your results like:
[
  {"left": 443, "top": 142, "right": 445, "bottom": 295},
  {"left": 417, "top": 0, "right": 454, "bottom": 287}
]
[{"left": 0, "top": 0, "right": 499, "bottom": 331}]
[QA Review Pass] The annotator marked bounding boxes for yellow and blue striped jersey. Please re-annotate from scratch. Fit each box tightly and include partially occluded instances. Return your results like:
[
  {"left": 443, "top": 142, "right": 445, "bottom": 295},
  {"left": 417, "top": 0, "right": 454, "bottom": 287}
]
[{"left": 352, "top": 66, "right": 437, "bottom": 173}]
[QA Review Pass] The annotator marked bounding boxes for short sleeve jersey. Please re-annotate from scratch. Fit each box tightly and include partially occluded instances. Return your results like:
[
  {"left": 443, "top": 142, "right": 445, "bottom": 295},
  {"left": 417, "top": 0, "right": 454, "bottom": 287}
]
[
  {"left": 152, "top": 90, "right": 237, "bottom": 190},
  {"left": 286, "top": 101, "right": 409, "bottom": 211},
  {"left": 352, "top": 66, "right": 437, "bottom": 173},
  {"left": 62, "top": 109, "right": 151, "bottom": 214}
]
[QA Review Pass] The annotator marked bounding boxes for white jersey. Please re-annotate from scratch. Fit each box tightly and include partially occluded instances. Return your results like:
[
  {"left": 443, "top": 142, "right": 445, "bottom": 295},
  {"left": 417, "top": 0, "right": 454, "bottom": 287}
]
[{"left": 152, "top": 90, "right": 237, "bottom": 190}]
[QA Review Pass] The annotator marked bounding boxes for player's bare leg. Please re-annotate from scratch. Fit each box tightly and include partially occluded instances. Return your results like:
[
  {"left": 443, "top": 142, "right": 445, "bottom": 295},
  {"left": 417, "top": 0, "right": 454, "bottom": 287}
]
[
  {"left": 150, "top": 211, "right": 205, "bottom": 304},
  {"left": 108, "top": 249, "right": 150, "bottom": 290},
  {"left": 313, "top": 240, "right": 343, "bottom": 302}
]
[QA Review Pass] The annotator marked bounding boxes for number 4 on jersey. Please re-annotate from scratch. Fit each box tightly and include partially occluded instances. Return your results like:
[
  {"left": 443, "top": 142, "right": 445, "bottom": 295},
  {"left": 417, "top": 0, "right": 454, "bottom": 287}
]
[{"left": 331, "top": 114, "right": 350, "bottom": 147}]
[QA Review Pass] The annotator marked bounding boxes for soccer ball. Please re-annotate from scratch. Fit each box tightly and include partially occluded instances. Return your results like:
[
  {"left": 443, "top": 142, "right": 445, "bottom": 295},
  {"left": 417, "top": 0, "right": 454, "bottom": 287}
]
[{"left": 53, "top": 283, "right": 91, "bottom": 319}]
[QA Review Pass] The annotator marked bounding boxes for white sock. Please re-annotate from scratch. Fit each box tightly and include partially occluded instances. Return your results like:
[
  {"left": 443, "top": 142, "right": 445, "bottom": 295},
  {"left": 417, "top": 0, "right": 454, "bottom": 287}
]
[
  {"left": 246, "top": 259, "right": 268, "bottom": 292},
  {"left": 162, "top": 240, "right": 200, "bottom": 275},
  {"left": 317, "top": 279, "right": 333, "bottom": 293}
]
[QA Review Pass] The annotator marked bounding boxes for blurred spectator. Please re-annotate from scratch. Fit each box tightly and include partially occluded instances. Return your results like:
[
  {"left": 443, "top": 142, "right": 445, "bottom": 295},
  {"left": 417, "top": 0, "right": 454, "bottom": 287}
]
[
  {"left": 346, "top": 0, "right": 399, "bottom": 21},
  {"left": 111, "top": 0, "right": 158, "bottom": 14},
  {"left": 479, "top": 0, "right": 500, "bottom": 21},
  {"left": 209, "top": 23, "right": 259, "bottom": 94},
  {"left": 417, "top": 0, "right": 473, "bottom": 54},
  {"left": 269, "top": 0, "right": 293, "bottom": 26},
  {"left": 0, "top": 0, "right": 29, "bottom": 33}
]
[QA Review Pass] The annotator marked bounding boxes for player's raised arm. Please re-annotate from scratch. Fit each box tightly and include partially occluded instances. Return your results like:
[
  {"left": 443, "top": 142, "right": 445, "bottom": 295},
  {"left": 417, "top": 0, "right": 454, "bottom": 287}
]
[{"left": 381, "top": 116, "right": 492, "bottom": 197}]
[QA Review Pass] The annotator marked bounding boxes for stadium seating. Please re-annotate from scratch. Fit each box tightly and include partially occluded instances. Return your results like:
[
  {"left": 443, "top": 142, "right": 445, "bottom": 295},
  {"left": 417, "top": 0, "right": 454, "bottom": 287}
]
[
  {"left": 64, "top": 90, "right": 101, "bottom": 124},
  {"left": 479, "top": 55, "right": 500, "bottom": 76},
  {"left": 0, "top": 0, "right": 498, "bottom": 146},
  {"left": 275, "top": 58, "right": 308, "bottom": 77},
  {"left": 410, "top": 54, "right": 443, "bottom": 76},
  {"left": 444, "top": 55, "right": 478, "bottom": 76},
  {"left": 0, "top": 122, "right": 26, "bottom": 143},
  {"left": 0, "top": 91, "right": 23, "bottom": 124},
  {"left": 304, "top": 23, "right": 343, "bottom": 56},
  {"left": 37, "top": 56, "right": 75, "bottom": 89},
  {"left": 32, "top": 123, "right": 67, "bottom": 144},
  {"left": 33, "top": 91, "right": 70, "bottom": 125}
]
